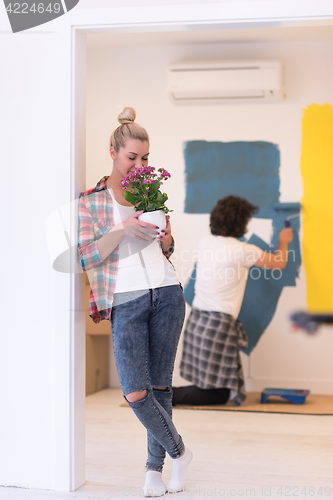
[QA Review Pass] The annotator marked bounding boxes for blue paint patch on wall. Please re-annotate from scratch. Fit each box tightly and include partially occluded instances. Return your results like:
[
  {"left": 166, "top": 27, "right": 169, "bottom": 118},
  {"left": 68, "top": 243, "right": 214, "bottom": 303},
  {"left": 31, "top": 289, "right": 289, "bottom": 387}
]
[
  {"left": 184, "top": 141, "right": 280, "bottom": 218},
  {"left": 238, "top": 216, "right": 301, "bottom": 353},
  {"left": 238, "top": 234, "right": 284, "bottom": 355},
  {"left": 183, "top": 262, "right": 196, "bottom": 307}
]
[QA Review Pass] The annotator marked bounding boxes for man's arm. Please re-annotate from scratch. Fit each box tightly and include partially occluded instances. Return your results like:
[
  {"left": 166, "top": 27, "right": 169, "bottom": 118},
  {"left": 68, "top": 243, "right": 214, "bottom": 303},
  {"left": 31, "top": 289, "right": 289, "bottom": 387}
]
[{"left": 254, "top": 227, "right": 293, "bottom": 270}]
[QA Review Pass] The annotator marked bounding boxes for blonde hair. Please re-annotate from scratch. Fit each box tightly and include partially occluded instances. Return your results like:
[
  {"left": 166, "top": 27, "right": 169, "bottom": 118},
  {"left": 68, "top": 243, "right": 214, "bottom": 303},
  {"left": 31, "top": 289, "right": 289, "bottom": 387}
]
[{"left": 110, "top": 107, "right": 149, "bottom": 152}]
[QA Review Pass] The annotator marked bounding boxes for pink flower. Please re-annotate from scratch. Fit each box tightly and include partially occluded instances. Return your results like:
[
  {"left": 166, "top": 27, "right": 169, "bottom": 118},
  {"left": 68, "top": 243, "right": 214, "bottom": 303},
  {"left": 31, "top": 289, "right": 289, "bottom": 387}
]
[{"left": 121, "top": 166, "right": 171, "bottom": 213}]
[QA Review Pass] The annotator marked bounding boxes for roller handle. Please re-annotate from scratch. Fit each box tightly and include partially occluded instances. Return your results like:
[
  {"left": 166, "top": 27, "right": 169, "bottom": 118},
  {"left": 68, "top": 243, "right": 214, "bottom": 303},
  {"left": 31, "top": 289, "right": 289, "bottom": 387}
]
[{"left": 284, "top": 219, "right": 291, "bottom": 228}]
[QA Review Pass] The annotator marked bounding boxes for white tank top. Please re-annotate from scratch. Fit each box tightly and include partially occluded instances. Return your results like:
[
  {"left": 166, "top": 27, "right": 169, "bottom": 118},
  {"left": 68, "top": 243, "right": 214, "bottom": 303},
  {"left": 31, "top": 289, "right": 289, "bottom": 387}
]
[{"left": 108, "top": 188, "right": 179, "bottom": 293}]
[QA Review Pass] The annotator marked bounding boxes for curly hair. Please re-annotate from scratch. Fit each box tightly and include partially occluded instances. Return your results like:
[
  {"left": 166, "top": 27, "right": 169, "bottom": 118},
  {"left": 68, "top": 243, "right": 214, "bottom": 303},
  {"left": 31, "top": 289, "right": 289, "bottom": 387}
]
[{"left": 210, "top": 196, "right": 259, "bottom": 238}]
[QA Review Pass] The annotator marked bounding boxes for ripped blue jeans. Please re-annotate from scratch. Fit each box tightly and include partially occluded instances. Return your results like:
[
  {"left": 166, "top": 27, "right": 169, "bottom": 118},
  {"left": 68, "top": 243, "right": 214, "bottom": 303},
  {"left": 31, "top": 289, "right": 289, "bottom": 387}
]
[{"left": 110, "top": 284, "right": 186, "bottom": 472}]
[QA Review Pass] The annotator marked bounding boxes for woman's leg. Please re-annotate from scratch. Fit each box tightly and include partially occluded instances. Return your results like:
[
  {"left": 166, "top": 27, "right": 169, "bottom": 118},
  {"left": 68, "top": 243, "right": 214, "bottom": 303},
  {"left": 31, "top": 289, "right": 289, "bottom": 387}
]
[
  {"left": 111, "top": 288, "right": 185, "bottom": 473},
  {"left": 147, "top": 286, "right": 193, "bottom": 494},
  {"left": 172, "top": 385, "right": 230, "bottom": 406},
  {"left": 146, "top": 285, "right": 186, "bottom": 471},
  {"left": 146, "top": 387, "right": 173, "bottom": 471}
]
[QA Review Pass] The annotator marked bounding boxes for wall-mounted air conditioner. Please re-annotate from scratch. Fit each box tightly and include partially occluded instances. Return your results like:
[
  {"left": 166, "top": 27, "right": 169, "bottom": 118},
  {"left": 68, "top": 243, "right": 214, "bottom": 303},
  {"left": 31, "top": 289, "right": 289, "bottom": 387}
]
[{"left": 167, "top": 60, "right": 285, "bottom": 104}]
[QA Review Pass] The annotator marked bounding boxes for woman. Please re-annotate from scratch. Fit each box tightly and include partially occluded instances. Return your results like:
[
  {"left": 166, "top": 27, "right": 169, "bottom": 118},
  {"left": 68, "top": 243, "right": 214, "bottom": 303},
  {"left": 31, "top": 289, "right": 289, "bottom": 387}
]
[
  {"left": 174, "top": 196, "right": 293, "bottom": 407},
  {"left": 78, "top": 107, "right": 192, "bottom": 497}
]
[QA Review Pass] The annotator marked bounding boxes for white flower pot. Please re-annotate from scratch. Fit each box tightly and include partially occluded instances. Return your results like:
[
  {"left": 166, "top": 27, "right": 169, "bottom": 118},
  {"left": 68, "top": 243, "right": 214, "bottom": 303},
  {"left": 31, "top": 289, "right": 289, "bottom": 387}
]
[{"left": 138, "top": 210, "right": 166, "bottom": 238}]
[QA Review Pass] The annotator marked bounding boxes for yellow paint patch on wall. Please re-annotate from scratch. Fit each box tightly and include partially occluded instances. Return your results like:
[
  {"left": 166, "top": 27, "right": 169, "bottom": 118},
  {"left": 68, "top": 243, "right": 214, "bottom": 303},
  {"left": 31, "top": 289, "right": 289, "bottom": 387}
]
[{"left": 300, "top": 103, "right": 333, "bottom": 311}]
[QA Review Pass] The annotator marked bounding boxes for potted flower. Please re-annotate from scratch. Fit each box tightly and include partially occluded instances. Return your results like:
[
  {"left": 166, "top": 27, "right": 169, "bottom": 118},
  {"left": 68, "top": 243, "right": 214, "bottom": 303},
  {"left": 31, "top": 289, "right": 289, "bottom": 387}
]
[{"left": 121, "top": 166, "right": 172, "bottom": 236}]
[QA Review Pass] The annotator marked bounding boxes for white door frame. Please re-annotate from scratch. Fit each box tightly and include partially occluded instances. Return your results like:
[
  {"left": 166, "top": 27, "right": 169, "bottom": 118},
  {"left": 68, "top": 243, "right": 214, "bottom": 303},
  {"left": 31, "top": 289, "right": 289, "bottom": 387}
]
[{"left": 64, "top": 2, "right": 333, "bottom": 492}]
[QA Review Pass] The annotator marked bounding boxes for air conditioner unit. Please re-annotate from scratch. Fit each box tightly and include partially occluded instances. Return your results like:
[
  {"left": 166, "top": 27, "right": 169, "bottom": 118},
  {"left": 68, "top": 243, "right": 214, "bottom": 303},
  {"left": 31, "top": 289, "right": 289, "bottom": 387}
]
[{"left": 167, "top": 60, "right": 285, "bottom": 104}]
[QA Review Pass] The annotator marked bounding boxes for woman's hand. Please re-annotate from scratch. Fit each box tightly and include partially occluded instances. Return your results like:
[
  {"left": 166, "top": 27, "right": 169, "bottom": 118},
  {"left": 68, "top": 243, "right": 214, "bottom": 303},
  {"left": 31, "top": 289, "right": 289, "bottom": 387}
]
[
  {"left": 159, "top": 215, "right": 172, "bottom": 250},
  {"left": 123, "top": 210, "right": 159, "bottom": 241}
]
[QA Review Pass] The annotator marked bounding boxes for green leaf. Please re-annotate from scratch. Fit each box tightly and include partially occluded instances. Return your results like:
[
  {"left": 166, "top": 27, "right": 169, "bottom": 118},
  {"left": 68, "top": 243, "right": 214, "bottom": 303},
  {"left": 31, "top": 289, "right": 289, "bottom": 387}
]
[
  {"left": 145, "top": 203, "right": 156, "bottom": 212},
  {"left": 150, "top": 180, "right": 160, "bottom": 193},
  {"left": 156, "top": 192, "right": 167, "bottom": 204},
  {"left": 136, "top": 201, "right": 146, "bottom": 211},
  {"left": 123, "top": 191, "right": 139, "bottom": 205}
]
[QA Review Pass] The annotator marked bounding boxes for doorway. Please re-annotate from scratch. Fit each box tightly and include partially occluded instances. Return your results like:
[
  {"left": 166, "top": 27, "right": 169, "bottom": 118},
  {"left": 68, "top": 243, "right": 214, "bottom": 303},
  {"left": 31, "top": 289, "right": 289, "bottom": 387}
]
[{"left": 71, "top": 8, "right": 333, "bottom": 492}]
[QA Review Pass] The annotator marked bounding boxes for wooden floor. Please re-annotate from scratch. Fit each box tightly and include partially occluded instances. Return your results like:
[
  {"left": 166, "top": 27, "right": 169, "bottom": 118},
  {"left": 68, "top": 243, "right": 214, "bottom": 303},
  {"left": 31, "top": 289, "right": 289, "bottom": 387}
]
[{"left": 1, "top": 388, "right": 333, "bottom": 499}]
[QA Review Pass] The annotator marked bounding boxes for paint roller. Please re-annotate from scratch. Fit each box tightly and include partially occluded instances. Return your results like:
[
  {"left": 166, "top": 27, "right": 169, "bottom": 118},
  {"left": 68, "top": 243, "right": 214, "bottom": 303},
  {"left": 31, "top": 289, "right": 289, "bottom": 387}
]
[{"left": 273, "top": 202, "right": 302, "bottom": 227}]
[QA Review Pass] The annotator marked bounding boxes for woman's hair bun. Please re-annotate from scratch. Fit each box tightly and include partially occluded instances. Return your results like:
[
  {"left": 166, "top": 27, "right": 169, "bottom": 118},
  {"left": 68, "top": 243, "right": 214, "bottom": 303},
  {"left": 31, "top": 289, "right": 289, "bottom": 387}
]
[
  {"left": 110, "top": 106, "right": 149, "bottom": 150},
  {"left": 118, "top": 107, "right": 136, "bottom": 125}
]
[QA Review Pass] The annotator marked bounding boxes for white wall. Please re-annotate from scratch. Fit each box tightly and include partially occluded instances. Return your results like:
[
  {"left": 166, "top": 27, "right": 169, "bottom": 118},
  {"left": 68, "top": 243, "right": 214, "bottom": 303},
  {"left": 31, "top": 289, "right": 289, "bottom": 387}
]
[
  {"left": 86, "top": 37, "right": 333, "bottom": 394},
  {"left": 0, "top": 12, "right": 77, "bottom": 490},
  {"left": 0, "top": 34, "right": 58, "bottom": 489}
]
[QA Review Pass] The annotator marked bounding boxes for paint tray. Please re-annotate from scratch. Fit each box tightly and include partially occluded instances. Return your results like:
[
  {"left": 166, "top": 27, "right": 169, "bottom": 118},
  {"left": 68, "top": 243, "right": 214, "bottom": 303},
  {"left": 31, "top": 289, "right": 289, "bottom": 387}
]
[{"left": 261, "top": 388, "right": 310, "bottom": 405}]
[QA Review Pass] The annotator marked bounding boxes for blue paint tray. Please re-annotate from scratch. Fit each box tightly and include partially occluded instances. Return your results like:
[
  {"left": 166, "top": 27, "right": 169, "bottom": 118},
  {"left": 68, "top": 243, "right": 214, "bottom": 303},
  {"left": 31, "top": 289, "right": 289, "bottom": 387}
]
[{"left": 261, "top": 388, "right": 310, "bottom": 405}]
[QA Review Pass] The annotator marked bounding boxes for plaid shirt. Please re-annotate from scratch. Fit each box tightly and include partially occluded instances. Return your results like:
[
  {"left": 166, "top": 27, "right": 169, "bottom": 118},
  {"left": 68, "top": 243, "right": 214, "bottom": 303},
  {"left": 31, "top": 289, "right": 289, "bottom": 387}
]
[{"left": 78, "top": 176, "right": 175, "bottom": 324}]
